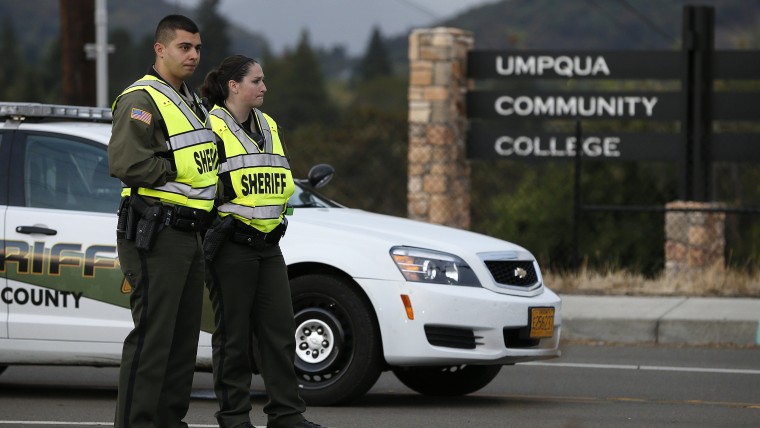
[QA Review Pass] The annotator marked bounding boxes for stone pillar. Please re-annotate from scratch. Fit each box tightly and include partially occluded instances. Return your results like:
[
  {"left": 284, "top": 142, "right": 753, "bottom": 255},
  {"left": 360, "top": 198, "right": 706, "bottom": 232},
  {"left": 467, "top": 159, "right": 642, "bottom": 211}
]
[
  {"left": 665, "top": 201, "right": 726, "bottom": 277},
  {"left": 407, "top": 28, "right": 473, "bottom": 229}
]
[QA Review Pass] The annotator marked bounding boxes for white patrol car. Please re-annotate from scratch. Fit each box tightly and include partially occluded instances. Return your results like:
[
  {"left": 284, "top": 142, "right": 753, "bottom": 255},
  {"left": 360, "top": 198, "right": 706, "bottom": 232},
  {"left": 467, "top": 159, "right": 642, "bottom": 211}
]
[{"left": 0, "top": 102, "right": 561, "bottom": 405}]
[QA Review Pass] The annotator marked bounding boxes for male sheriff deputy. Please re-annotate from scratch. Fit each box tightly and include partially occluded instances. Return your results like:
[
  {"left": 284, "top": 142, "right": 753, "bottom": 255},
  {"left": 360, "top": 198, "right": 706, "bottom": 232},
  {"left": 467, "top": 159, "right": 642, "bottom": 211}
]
[{"left": 107, "top": 14, "right": 217, "bottom": 428}]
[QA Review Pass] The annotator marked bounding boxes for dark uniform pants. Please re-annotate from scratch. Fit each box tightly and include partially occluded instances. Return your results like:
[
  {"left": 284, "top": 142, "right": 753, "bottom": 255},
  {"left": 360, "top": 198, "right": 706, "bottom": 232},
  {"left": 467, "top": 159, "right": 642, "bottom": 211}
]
[
  {"left": 206, "top": 239, "right": 306, "bottom": 428},
  {"left": 115, "top": 227, "right": 205, "bottom": 428}
]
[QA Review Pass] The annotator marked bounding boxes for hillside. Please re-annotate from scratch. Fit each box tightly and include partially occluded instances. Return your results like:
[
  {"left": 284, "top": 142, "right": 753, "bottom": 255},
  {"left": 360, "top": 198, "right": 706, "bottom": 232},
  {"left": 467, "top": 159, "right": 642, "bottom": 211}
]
[
  {"left": 386, "top": 0, "right": 760, "bottom": 65},
  {"left": 452, "top": 0, "right": 760, "bottom": 50},
  {"left": 0, "top": 0, "right": 267, "bottom": 63},
  {"left": 2, "top": 0, "right": 759, "bottom": 74}
]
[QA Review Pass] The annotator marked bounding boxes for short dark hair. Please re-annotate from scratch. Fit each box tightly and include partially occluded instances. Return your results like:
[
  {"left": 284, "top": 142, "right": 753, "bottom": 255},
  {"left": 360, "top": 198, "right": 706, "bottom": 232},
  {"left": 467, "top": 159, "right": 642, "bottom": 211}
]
[{"left": 155, "top": 14, "right": 199, "bottom": 45}]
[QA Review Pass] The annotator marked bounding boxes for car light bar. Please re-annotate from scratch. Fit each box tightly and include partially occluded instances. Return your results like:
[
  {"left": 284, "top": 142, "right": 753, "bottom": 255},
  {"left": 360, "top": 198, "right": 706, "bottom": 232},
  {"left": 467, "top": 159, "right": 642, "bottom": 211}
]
[{"left": 0, "top": 102, "right": 112, "bottom": 122}]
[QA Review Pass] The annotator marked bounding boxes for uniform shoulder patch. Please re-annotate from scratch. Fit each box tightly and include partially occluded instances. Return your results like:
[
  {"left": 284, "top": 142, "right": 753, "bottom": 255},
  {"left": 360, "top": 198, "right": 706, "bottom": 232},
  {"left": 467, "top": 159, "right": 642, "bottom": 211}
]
[{"left": 130, "top": 108, "right": 152, "bottom": 125}]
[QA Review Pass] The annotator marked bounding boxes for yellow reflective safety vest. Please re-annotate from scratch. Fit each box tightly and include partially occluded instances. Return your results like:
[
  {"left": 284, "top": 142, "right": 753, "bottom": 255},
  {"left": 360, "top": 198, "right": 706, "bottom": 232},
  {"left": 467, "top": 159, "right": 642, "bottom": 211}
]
[
  {"left": 113, "top": 75, "right": 218, "bottom": 211},
  {"left": 209, "top": 106, "right": 294, "bottom": 233}
]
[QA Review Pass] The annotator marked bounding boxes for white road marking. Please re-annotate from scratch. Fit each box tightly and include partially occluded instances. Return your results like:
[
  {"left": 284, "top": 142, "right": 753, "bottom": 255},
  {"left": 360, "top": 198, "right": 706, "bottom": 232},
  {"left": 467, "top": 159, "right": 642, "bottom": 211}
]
[
  {"left": 523, "top": 361, "right": 760, "bottom": 375},
  {"left": 0, "top": 423, "right": 231, "bottom": 427}
]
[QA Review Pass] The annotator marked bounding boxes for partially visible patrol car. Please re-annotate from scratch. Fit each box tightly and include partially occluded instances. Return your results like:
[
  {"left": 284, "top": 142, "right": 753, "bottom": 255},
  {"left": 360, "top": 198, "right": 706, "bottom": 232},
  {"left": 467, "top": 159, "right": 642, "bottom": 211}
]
[{"left": 0, "top": 102, "right": 561, "bottom": 405}]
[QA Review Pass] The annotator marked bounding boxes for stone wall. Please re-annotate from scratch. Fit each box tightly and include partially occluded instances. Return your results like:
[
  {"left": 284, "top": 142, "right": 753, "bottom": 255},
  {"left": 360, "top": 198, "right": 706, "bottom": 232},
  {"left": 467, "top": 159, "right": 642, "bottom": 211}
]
[
  {"left": 665, "top": 200, "right": 726, "bottom": 278},
  {"left": 407, "top": 28, "right": 473, "bottom": 229}
]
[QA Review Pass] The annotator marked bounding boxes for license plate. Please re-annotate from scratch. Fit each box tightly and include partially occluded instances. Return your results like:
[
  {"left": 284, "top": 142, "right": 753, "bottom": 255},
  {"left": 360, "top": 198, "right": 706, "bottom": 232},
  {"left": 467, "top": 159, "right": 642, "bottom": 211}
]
[{"left": 529, "top": 307, "right": 555, "bottom": 338}]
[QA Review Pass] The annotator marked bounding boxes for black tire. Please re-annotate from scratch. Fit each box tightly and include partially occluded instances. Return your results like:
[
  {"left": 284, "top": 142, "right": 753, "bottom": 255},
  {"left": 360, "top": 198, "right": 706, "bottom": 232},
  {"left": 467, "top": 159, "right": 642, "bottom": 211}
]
[
  {"left": 392, "top": 364, "right": 502, "bottom": 396},
  {"left": 290, "top": 274, "right": 383, "bottom": 406}
]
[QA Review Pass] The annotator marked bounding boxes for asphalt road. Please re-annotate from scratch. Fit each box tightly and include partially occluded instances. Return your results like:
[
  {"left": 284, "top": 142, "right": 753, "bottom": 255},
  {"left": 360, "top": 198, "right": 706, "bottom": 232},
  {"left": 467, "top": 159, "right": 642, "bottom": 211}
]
[{"left": 1, "top": 343, "right": 759, "bottom": 428}]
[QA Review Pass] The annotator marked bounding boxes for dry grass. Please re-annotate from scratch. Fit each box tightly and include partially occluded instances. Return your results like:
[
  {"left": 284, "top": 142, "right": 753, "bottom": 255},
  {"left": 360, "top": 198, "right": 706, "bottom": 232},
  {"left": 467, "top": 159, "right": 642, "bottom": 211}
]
[{"left": 544, "top": 266, "right": 760, "bottom": 297}]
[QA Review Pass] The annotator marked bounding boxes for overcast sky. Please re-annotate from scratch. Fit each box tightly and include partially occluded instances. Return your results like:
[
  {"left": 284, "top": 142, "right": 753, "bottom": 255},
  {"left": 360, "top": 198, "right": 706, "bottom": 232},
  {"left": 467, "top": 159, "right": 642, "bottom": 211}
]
[{"left": 171, "top": 0, "right": 497, "bottom": 55}]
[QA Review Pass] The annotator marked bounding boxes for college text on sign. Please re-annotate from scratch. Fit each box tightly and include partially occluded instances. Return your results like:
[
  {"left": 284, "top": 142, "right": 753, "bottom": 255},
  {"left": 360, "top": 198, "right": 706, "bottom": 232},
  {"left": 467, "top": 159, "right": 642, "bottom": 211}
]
[
  {"left": 494, "top": 135, "right": 621, "bottom": 158},
  {"left": 466, "top": 128, "right": 682, "bottom": 161}
]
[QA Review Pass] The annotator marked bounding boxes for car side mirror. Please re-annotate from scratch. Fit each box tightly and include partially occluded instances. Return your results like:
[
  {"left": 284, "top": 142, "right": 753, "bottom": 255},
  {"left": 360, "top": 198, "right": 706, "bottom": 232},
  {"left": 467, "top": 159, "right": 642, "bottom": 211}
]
[{"left": 308, "top": 164, "right": 334, "bottom": 189}]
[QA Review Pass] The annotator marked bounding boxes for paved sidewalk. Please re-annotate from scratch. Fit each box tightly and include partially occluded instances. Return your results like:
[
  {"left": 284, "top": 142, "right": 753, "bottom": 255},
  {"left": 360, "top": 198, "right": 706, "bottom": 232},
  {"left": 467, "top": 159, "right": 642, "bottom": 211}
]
[{"left": 559, "top": 295, "right": 760, "bottom": 346}]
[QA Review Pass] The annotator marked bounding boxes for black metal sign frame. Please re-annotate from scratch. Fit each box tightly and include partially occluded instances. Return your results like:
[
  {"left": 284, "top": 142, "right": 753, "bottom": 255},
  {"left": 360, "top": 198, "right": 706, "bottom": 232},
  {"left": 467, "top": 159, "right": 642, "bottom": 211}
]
[{"left": 464, "top": 5, "right": 760, "bottom": 201}]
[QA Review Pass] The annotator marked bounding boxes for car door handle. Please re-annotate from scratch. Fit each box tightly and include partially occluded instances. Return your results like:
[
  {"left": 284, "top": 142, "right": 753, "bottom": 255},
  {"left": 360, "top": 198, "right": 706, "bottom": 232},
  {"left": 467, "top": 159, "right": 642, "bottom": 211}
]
[{"left": 16, "top": 226, "right": 58, "bottom": 236}]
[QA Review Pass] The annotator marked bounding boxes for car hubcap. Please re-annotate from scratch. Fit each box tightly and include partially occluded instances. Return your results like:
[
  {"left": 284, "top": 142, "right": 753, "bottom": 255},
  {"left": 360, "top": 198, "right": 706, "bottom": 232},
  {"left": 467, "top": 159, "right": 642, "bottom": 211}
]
[
  {"left": 292, "top": 305, "right": 347, "bottom": 379},
  {"left": 295, "top": 318, "right": 334, "bottom": 364}
]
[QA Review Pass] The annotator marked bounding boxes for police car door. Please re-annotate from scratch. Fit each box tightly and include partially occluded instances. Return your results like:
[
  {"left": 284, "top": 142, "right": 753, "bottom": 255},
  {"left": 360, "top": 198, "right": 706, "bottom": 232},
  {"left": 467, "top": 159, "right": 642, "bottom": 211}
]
[
  {"left": 5, "top": 128, "right": 131, "bottom": 347},
  {"left": 0, "top": 130, "right": 10, "bottom": 340}
]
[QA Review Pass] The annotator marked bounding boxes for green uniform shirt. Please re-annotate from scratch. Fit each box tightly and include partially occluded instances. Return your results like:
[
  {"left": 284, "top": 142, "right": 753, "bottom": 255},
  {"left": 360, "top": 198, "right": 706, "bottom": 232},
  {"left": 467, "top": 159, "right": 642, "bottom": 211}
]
[{"left": 108, "top": 88, "right": 177, "bottom": 188}]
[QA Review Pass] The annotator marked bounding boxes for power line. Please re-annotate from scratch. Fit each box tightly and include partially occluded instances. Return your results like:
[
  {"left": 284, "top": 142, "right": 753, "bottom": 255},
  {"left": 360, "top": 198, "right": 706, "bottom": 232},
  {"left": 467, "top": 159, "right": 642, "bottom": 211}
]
[
  {"left": 584, "top": 0, "right": 677, "bottom": 48},
  {"left": 392, "top": 0, "right": 441, "bottom": 21},
  {"left": 619, "top": 0, "right": 675, "bottom": 43},
  {"left": 583, "top": 0, "right": 635, "bottom": 35}
]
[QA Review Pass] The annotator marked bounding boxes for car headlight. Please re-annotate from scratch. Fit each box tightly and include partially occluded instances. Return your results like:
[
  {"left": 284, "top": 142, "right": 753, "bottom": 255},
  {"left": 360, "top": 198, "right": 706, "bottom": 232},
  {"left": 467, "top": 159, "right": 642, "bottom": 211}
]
[{"left": 390, "top": 246, "right": 481, "bottom": 287}]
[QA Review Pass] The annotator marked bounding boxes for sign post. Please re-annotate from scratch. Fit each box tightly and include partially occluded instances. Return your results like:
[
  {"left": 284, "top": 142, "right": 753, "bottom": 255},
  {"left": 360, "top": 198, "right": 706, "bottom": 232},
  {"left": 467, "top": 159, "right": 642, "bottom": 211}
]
[{"left": 681, "top": 5, "right": 714, "bottom": 201}]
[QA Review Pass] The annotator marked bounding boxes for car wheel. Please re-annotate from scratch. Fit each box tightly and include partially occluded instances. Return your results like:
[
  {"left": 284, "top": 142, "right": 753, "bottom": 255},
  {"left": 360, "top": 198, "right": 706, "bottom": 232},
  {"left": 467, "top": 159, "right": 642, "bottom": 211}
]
[
  {"left": 290, "top": 274, "right": 383, "bottom": 406},
  {"left": 392, "top": 364, "right": 502, "bottom": 396}
]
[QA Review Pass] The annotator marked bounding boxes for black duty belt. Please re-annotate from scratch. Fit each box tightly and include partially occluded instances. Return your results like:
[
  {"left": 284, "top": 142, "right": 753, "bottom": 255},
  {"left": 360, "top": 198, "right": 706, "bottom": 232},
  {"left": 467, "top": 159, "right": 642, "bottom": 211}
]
[
  {"left": 161, "top": 204, "right": 209, "bottom": 232},
  {"left": 121, "top": 195, "right": 209, "bottom": 234},
  {"left": 230, "top": 218, "right": 287, "bottom": 248}
]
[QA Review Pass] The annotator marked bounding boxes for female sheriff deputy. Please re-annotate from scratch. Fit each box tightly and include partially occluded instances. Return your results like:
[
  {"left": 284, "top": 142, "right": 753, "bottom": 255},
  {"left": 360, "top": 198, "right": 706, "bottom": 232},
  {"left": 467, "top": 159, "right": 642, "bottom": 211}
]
[{"left": 200, "top": 55, "right": 325, "bottom": 428}]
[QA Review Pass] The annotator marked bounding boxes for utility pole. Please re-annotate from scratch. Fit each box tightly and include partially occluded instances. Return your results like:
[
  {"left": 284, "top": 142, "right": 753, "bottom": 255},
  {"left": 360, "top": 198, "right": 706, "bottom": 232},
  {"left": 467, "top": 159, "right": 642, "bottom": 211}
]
[
  {"left": 60, "top": 0, "right": 96, "bottom": 106},
  {"left": 93, "top": 0, "right": 110, "bottom": 108}
]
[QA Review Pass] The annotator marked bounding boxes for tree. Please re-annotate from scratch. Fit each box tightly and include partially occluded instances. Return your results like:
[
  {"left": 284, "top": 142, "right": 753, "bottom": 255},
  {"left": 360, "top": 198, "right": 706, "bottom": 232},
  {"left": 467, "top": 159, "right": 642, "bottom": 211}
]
[
  {"left": 39, "top": 37, "right": 63, "bottom": 103},
  {"left": 355, "top": 26, "right": 391, "bottom": 83},
  {"left": 191, "top": 0, "right": 231, "bottom": 90},
  {"left": 288, "top": 103, "right": 408, "bottom": 217},
  {"left": 108, "top": 29, "right": 137, "bottom": 102},
  {"left": 316, "top": 45, "right": 353, "bottom": 81},
  {"left": 262, "top": 30, "right": 336, "bottom": 129},
  {"left": 107, "top": 30, "right": 154, "bottom": 103},
  {"left": 0, "top": 15, "right": 21, "bottom": 100},
  {"left": 0, "top": 15, "right": 44, "bottom": 102}
]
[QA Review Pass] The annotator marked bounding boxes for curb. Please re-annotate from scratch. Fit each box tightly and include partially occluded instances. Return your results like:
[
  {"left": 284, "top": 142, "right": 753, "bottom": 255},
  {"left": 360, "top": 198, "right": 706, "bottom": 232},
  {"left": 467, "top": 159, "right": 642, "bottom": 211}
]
[{"left": 559, "top": 295, "right": 760, "bottom": 346}]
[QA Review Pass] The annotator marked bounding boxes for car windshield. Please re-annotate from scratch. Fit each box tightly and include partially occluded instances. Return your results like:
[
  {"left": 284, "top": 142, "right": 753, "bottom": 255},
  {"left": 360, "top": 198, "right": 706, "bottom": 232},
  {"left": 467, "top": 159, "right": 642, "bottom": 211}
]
[{"left": 288, "top": 182, "right": 343, "bottom": 208}]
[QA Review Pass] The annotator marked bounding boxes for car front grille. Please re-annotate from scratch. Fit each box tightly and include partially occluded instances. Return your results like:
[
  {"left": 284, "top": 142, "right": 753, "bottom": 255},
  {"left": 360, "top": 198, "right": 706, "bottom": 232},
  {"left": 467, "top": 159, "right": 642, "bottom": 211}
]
[
  {"left": 503, "top": 327, "right": 541, "bottom": 348},
  {"left": 424, "top": 325, "right": 482, "bottom": 349},
  {"left": 484, "top": 260, "right": 538, "bottom": 287}
]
